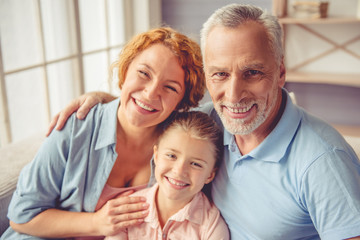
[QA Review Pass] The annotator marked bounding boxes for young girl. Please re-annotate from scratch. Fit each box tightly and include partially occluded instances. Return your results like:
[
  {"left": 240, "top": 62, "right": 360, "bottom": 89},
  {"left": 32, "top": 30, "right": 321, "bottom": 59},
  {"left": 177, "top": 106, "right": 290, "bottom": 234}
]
[{"left": 105, "top": 111, "right": 229, "bottom": 240}]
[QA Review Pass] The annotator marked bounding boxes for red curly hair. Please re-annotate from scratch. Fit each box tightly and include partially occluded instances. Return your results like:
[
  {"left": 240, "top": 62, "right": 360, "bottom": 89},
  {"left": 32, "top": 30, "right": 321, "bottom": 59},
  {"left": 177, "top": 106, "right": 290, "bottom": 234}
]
[{"left": 111, "top": 27, "right": 205, "bottom": 111}]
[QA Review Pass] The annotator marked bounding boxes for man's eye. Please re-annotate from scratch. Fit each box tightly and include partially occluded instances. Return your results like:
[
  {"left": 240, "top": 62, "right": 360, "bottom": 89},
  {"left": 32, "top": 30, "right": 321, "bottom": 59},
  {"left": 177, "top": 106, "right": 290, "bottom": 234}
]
[
  {"left": 244, "top": 70, "right": 263, "bottom": 79},
  {"left": 215, "top": 72, "right": 228, "bottom": 77},
  {"left": 211, "top": 72, "right": 229, "bottom": 81}
]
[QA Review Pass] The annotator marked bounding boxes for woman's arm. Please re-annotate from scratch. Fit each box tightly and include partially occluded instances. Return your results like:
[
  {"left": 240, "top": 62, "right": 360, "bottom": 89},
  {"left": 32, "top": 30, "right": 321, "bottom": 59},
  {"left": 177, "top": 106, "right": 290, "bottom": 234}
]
[
  {"left": 46, "top": 91, "right": 116, "bottom": 136},
  {"left": 10, "top": 192, "right": 149, "bottom": 238}
]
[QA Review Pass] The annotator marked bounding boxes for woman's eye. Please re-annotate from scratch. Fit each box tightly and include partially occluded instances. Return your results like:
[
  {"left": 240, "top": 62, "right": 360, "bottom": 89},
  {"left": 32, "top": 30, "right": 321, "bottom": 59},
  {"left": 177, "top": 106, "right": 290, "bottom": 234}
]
[
  {"left": 165, "top": 85, "right": 178, "bottom": 93},
  {"left": 139, "top": 70, "right": 149, "bottom": 77}
]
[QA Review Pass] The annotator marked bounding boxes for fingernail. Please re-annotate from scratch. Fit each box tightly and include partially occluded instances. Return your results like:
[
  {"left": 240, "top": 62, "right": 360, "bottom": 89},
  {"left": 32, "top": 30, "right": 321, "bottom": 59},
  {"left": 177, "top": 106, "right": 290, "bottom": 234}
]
[
  {"left": 77, "top": 112, "right": 84, "bottom": 119},
  {"left": 142, "top": 203, "right": 149, "bottom": 208}
]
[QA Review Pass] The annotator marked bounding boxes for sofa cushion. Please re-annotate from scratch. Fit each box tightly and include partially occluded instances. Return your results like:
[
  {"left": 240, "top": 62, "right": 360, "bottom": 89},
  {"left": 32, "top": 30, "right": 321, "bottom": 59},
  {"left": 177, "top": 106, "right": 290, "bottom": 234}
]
[{"left": 0, "top": 133, "right": 45, "bottom": 235}]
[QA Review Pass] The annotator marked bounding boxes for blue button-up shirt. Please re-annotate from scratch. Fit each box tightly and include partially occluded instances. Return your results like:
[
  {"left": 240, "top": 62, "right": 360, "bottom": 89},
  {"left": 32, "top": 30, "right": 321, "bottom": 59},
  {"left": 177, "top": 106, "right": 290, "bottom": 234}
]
[{"left": 201, "top": 89, "right": 360, "bottom": 240}]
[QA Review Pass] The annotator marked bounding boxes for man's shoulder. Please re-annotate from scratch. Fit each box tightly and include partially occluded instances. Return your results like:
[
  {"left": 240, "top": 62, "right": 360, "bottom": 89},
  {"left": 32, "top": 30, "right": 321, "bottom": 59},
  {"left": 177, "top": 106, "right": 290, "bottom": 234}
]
[
  {"left": 197, "top": 101, "right": 215, "bottom": 115},
  {"left": 196, "top": 102, "right": 224, "bottom": 129}
]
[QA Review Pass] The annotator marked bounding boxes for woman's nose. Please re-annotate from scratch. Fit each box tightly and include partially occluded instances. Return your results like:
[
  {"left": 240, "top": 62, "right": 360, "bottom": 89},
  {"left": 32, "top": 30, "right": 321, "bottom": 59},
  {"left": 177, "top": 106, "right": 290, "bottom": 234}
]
[{"left": 144, "top": 80, "right": 161, "bottom": 100}]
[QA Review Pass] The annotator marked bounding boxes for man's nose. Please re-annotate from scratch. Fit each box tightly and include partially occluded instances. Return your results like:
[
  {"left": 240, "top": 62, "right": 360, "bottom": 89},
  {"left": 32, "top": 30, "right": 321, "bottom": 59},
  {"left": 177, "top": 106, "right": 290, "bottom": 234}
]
[{"left": 225, "top": 75, "right": 248, "bottom": 102}]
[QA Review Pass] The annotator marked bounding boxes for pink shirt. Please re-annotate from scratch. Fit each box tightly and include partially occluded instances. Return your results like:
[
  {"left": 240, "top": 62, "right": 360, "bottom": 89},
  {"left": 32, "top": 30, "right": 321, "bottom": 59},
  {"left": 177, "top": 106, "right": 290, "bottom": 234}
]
[
  {"left": 74, "top": 184, "right": 146, "bottom": 240},
  {"left": 105, "top": 184, "right": 229, "bottom": 240}
]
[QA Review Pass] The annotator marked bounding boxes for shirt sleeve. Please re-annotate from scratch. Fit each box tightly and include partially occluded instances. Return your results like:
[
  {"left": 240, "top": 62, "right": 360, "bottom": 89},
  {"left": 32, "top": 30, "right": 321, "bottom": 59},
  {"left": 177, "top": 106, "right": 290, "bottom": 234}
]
[
  {"left": 7, "top": 115, "right": 75, "bottom": 224},
  {"left": 301, "top": 148, "right": 360, "bottom": 240},
  {"left": 204, "top": 205, "right": 230, "bottom": 240}
]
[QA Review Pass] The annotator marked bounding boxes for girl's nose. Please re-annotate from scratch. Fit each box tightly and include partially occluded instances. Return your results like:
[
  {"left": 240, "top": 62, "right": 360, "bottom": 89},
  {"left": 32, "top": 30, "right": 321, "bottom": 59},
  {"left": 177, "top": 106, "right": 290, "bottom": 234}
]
[{"left": 172, "top": 160, "right": 188, "bottom": 176}]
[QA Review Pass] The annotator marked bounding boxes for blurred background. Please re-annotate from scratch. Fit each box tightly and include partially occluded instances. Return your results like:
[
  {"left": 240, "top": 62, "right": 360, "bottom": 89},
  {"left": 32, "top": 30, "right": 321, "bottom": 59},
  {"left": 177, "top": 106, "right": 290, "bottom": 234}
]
[{"left": 0, "top": 0, "right": 359, "bottom": 147}]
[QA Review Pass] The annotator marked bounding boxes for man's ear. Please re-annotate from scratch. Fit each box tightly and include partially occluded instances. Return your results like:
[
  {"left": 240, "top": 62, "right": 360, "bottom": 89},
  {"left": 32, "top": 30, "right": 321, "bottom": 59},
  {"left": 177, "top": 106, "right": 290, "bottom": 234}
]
[
  {"left": 278, "top": 58, "right": 286, "bottom": 88},
  {"left": 205, "top": 168, "right": 217, "bottom": 184}
]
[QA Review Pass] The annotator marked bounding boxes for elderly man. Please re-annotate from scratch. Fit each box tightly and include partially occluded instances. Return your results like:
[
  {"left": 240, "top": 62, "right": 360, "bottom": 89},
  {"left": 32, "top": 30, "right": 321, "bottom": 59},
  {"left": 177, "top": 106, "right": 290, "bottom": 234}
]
[
  {"left": 36, "top": 4, "right": 360, "bottom": 240},
  {"left": 199, "top": 4, "right": 360, "bottom": 239}
]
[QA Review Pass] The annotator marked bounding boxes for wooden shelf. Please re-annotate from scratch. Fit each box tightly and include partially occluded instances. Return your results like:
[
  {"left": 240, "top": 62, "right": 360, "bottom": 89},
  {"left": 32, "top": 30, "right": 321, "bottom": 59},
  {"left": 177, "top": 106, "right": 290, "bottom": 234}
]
[
  {"left": 280, "top": 16, "right": 360, "bottom": 88},
  {"left": 279, "top": 17, "right": 360, "bottom": 24},
  {"left": 286, "top": 71, "right": 360, "bottom": 88}
]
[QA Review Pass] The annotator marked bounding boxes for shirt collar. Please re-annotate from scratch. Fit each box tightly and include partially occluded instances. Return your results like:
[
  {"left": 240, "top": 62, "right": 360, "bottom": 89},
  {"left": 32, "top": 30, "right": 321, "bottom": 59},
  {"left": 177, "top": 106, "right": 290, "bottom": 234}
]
[
  {"left": 250, "top": 89, "right": 302, "bottom": 162},
  {"left": 95, "top": 98, "right": 120, "bottom": 150},
  {"left": 144, "top": 184, "right": 205, "bottom": 228}
]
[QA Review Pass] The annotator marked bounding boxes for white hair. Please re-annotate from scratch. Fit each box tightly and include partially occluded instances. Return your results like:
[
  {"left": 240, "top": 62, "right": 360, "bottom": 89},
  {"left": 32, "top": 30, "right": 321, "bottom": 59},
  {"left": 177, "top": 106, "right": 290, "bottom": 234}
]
[{"left": 200, "top": 4, "right": 284, "bottom": 64}]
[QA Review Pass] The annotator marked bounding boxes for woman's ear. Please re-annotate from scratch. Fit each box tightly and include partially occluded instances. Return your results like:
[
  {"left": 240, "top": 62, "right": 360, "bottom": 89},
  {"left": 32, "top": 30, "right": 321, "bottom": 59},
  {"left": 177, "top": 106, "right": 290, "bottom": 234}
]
[{"left": 205, "top": 168, "right": 217, "bottom": 184}]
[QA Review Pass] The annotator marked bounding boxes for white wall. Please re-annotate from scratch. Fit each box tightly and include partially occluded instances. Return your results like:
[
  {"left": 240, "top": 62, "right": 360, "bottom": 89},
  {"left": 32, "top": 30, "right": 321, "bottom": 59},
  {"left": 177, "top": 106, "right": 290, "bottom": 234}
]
[{"left": 162, "top": 0, "right": 360, "bottom": 126}]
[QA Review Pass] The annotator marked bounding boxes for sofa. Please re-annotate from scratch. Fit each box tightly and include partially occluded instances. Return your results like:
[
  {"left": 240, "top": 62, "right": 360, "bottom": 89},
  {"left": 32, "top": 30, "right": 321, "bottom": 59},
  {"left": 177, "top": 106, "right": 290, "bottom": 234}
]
[
  {"left": 0, "top": 133, "right": 45, "bottom": 235},
  {"left": 0, "top": 132, "right": 359, "bottom": 236}
]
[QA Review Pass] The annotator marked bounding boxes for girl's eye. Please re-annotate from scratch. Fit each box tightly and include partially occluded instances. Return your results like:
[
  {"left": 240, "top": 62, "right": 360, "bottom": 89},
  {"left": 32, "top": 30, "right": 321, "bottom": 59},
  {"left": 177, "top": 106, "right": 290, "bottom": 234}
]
[
  {"left": 191, "top": 162, "right": 203, "bottom": 168},
  {"left": 166, "top": 153, "right": 177, "bottom": 159}
]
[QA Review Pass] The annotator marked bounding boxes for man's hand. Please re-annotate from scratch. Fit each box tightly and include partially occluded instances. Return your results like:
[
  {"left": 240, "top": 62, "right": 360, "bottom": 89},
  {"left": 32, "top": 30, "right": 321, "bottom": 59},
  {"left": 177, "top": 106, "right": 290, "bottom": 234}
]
[{"left": 46, "top": 91, "right": 116, "bottom": 136}]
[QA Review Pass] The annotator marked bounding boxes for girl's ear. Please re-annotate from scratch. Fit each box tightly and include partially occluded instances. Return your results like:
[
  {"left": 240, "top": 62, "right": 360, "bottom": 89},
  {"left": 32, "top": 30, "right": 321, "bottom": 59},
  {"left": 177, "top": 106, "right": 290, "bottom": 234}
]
[
  {"left": 205, "top": 168, "right": 217, "bottom": 184},
  {"left": 153, "top": 145, "right": 158, "bottom": 165}
]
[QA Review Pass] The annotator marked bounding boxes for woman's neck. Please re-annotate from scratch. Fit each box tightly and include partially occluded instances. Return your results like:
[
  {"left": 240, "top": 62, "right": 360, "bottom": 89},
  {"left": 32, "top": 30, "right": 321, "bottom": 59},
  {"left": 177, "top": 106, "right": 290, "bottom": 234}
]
[{"left": 116, "top": 108, "right": 160, "bottom": 148}]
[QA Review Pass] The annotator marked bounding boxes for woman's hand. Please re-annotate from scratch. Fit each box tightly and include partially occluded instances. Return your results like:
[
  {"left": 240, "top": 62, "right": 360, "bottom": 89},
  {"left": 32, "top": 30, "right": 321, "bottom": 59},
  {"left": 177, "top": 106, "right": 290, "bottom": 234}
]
[
  {"left": 46, "top": 91, "right": 116, "bottom": 136},
  {"left": 92, "top": 191, "right": 150, "bottom": 236}
]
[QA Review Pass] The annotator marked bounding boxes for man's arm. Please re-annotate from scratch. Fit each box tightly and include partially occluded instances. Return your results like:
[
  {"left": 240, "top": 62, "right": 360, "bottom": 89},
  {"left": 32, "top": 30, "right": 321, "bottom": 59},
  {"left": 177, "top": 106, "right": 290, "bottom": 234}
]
[{"left": 46, "top": 91, "right": 115, "bottom": 136}]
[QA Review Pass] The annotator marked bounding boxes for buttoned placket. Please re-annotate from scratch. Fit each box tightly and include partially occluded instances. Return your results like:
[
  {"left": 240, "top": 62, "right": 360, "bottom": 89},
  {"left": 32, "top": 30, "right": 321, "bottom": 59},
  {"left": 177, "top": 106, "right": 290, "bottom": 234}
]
[{"left": 161, "top": 220, "right": 173, "bottom": 240}]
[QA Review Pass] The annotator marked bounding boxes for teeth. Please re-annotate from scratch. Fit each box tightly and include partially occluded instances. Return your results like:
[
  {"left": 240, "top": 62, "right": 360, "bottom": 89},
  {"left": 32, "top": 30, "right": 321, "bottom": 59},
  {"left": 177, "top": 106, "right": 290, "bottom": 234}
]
[
  {"left": 227, "top": 105, "right": 252, "bottom": 113},
  {"left": 135, "top": 99, "right": 155, "bottom": 111},
  {"left": 168, "top": 177, "right": 187, "bottom": 187}
]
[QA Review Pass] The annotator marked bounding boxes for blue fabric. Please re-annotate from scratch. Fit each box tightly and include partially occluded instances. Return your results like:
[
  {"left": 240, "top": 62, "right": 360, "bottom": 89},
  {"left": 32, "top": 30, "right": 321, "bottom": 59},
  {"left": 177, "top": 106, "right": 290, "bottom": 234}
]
[
  {"left": 202, "top": 89, "right": 360, "bottom": 240},
  {"left": 1, "top": 98, "right": 155, "bottom": 240}
]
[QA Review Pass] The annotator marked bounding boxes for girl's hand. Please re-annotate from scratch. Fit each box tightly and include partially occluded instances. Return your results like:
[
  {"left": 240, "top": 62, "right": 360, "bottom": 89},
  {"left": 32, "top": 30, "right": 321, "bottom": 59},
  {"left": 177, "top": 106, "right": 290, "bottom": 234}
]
[{"left": 91, "top": 191, "right": 150, "bottom": 236}]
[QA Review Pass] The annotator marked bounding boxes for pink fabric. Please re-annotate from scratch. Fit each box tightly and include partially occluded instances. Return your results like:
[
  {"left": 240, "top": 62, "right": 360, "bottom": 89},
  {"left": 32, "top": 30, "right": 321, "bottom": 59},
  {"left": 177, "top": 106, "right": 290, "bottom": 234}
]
[
  {"left": 74, "top": 184, "right": 147, "bottom": 240},
  {"left": 105, "top": 184, "right": 229, "bottom": 240}
]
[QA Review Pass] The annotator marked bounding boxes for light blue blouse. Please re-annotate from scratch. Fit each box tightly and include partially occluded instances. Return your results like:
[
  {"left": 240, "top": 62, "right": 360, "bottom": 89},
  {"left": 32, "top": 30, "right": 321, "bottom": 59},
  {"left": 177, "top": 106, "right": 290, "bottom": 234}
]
[{"left": 2, "top": 98, "right": 155, "bottom": 240}]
